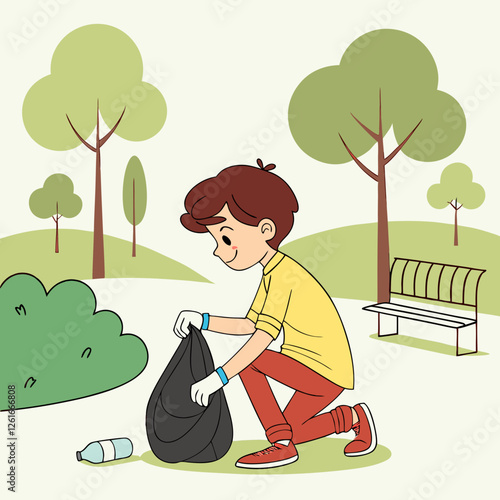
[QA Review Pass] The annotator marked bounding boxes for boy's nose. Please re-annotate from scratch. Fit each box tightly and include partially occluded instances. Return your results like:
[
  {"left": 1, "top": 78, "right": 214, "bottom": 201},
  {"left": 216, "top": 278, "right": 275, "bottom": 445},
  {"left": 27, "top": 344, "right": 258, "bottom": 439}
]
[{"left": 213, "top": 245, "right": 220, "bottom": 257}]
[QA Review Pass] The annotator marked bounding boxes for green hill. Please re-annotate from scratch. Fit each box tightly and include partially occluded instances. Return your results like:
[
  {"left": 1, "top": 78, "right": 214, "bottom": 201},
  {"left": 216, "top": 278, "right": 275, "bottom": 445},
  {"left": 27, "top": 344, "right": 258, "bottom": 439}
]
[
  {"left": 282, "top": 222, "right": 499, "bottom": 316},
  {"left": 0, "top": 229, "right": 209, "bottom": 288}
]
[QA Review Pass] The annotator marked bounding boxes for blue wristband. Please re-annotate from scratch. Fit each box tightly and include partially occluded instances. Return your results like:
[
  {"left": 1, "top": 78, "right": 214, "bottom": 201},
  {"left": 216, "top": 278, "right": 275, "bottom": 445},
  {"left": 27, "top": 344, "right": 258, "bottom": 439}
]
[
  {"left": 201, "top": 313, "right": 209, "bottom": 330},
  {"left": 216, "top": 367, "right": 228, "bottom": 386}
]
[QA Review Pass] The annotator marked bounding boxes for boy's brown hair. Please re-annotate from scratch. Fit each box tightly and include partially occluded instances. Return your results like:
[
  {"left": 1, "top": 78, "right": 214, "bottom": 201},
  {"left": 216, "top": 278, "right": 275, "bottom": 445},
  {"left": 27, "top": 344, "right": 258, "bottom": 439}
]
[{"left": 181, "top": 159, "right": 299, "bottom": 249}]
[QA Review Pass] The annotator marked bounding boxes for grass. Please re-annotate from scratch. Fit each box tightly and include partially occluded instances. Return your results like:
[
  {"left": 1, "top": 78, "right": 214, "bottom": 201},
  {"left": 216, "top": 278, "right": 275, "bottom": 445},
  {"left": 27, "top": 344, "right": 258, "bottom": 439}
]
[
  {"left": 0, "top": 229, "right": 209, "bottom": 288},
  {"left": 368, "top": 334, "right": 488, "bottom": 356},
  {"left": 82, "top": 439, "right": 391, "bottom": 474},
  {"left": 282, "top": 222, "right": 500, "bottom": 317}
]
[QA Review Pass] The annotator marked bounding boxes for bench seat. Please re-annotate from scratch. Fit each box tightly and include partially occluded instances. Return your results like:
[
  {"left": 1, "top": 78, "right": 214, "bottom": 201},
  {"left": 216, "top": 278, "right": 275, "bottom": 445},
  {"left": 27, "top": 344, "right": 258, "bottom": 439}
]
[{"left": 362, "top": 302, "right": 476, "bottom": 329}]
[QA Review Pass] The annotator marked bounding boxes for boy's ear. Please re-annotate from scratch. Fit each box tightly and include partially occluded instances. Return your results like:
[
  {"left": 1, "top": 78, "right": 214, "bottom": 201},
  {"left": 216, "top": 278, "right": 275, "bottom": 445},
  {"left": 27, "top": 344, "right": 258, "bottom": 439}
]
[{"left": 259, "top": 219, "right": 276, "bottom": 241}]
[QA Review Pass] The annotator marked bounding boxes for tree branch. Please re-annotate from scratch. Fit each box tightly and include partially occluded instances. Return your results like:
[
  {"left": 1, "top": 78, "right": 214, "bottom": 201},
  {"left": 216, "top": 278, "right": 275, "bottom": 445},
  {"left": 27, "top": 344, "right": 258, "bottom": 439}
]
[
  {"left": 447, "top": 201, "right": 463, "bottom": 210},
  {"left": 66, "top": 115, "right": 97, "bottom": 152},
  {"left": 52, "top": 216, "right": 56, "bottom": 223},
  {"left": 384, "top": 119, "right": 423, "bottom": 165},
  {"left": 378, "top": 88, "right": 383, "bottom": 137},
  {"left": 99, "top": 107, "right": 126, "bottom": 148},
  {"left": 338, "top": 133, "right": 379, "bottom": 182},
  {"left": 350, "top": 113, "right": 379, "bottom": 141},
  {"left": 96, "top": 99, "right": 100, "bottom": 143}
]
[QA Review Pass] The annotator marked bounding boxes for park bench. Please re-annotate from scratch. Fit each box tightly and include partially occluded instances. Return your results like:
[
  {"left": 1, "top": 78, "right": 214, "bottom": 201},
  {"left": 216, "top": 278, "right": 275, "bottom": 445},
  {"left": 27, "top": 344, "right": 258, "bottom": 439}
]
[{"left": 362, "top": 258, "right": 486, "bottom": 356}]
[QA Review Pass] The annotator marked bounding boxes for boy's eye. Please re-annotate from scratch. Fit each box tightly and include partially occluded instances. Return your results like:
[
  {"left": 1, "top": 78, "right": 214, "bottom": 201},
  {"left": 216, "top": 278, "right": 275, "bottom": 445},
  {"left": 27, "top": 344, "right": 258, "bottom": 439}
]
[{"left": 222, "top": 235, "right": 231, "bottom": 246}]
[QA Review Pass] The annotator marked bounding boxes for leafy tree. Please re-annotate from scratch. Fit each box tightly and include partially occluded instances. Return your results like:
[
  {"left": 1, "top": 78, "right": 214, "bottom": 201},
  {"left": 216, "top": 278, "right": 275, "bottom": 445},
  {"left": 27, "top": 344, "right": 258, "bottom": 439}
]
[
  {"left": 289, "top": 29, "right": 466, "bottom": 302},
  {"left": 29, "top": 174, "right": 82, "bottom": 253},
  {"left": 123, "top": 156, "right": 147, "bottom": 257},
  {"left": 22, "top": 24, "right": 167, "bottom": 278},
  {"left": 427, "top": 163, "right": 485, "bottom": 246}
]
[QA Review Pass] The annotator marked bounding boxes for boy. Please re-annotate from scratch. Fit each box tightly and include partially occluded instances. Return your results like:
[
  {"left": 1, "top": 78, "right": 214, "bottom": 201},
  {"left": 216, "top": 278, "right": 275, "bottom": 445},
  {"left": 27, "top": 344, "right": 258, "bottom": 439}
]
[{"left": 174, "top": 159, "right": 376, "bottom": 469}]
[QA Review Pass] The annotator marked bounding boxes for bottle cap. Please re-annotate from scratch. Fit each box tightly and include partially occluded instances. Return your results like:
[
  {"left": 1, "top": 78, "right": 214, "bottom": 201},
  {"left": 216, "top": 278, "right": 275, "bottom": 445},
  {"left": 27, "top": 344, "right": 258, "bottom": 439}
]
[{"left": 76, "top": 451, "right": 82, "bottom": 461}]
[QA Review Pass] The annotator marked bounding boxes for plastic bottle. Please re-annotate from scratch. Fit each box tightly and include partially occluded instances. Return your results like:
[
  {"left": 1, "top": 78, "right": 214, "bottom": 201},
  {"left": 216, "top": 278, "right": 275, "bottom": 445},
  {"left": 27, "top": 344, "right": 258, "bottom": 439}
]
[{"left": 76, "top": 438, "right": 133, "bottom": 463}]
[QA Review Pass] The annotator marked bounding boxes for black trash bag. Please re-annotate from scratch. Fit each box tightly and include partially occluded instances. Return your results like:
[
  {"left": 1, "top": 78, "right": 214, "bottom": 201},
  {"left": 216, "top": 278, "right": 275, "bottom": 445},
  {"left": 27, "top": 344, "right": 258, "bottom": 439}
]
[{"left": 145, "top": 324, "right": 233, "bottom": 463}]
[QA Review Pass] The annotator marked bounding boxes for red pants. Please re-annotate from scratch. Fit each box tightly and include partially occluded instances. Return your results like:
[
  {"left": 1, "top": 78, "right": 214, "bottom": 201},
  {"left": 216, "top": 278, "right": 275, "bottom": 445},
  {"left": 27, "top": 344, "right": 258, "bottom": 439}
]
[{"left": 239, "top": 349, "right": 344, "bottom": 444}]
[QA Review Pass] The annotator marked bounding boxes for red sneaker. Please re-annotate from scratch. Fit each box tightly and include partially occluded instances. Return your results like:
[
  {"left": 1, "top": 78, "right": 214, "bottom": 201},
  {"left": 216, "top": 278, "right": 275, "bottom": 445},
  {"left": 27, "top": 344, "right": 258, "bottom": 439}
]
[
  {"left": 344, "top": 403, "right": 377, "bottom": 457},
  {"left": 235, "top": 442, "right": 298, "bottom": 469}
]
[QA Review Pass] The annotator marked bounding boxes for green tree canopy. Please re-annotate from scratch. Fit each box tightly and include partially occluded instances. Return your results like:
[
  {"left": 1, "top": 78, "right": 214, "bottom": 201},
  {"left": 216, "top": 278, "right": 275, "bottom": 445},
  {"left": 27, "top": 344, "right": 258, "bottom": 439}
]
[
  {"left": 123, "top": 156, "right": 147, "bottom": 226},
  {"left": 289, "top": 29, "right": 465, "bottom": 164},
  {"left": 123, "top": 156, "right": 147, "bottom": 256},
  {"left": 29, "top": 174, "right": 82, "bottom": 253},
  {"left": 22, "top": 24, "right": 167, "bottom": 150},
  {"left": 427, "top": 162, "right": 485, "bottom": 209},
  {"left": 29, "top": 174, "right": 82, "bottom": 219},
  {"left": 427, "top": 162, "right": 485, "bottom": 246}
]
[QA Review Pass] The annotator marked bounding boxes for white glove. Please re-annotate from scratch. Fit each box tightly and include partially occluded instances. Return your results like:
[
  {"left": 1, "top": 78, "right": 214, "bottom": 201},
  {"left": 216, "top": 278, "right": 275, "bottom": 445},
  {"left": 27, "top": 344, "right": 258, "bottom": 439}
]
[
  {"left": 191, "top": 371, "right": 224, "bottom": 407},
  {"left": 173, "top": 310, "right": 203, "bottom": 338}
]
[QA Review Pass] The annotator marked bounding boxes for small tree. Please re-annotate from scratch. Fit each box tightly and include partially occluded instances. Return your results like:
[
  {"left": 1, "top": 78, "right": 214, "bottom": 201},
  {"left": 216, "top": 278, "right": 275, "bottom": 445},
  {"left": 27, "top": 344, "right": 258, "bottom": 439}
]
[
  {"left": 123, "top": 156, "right": 147, "bottom": 257},
  {"left": 427, "top": 162, "right": 485, "bottom": 246},
  {"left": 29, "top": 174, "right": 82, "bottom": 253}
]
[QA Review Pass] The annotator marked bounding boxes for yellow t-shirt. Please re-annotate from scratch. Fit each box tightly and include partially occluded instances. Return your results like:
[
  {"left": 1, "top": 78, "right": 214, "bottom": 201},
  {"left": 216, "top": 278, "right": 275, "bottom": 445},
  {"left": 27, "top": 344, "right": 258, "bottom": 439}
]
[{"left": 246, "top": 251, "right": 354, "bottom": 389}]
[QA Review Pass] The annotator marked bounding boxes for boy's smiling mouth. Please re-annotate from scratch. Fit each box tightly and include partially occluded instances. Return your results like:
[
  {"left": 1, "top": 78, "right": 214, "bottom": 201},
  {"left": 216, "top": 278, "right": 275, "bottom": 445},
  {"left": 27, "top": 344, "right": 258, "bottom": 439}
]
[{"left": 226, "top": 250, "right": 238, "bottom": 264}]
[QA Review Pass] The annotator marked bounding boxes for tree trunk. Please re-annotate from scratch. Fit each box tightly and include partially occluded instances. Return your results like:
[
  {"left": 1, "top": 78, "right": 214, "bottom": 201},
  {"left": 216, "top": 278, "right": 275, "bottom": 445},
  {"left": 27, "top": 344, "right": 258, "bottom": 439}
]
[
  {"left": 93, "top": 125, "right": 105, "bottom": 278},
  {"left": 55, "top": 203, "right": 59, "bottom": 254},
  {"left": 376, "top": 90, "right": 390, "bottom": 303},
  {"left": 454, "top": 205, "right": 458, "bottom": 246},
  {"left": 132, "top": 178, "right": 136, "bottom": 257},
  {"left": 376, "top": 102, "right": 390, "bottom": 303},
  {"left": 66, "top": 103, "right": 126, "bottom": 279},
  {"left": 377, "top": 167, "right": 390, "bottom": 302},
  {"left": 339, "top": 91, "right": 421, "bottom": 305}
]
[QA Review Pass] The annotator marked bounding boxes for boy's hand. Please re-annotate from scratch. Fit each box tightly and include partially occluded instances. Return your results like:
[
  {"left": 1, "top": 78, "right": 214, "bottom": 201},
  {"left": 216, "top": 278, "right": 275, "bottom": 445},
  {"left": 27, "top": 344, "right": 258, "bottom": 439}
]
[
  {"left": 191, "top": 371, "right": 224, "bottom": 406},
  {"left": 173, "top": 310, "right": 203, "bottom": 338}
]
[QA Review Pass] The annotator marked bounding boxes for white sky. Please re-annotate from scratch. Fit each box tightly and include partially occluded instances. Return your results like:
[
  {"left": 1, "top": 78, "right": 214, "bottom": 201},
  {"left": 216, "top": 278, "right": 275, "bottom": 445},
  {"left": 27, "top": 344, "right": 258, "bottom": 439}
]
[{"left": 1, "top": 0, "right": 499, "bottom": 283}]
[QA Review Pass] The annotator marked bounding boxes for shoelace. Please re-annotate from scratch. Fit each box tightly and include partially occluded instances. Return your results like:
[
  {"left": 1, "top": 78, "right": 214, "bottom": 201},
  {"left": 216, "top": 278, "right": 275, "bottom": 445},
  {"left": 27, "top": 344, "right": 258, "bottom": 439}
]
[
  {"left": 352, "top": 422, "right": 360, "bottom": 436},
  {"left": 253, "top": 445, "right": 279, "bottom": 456}
]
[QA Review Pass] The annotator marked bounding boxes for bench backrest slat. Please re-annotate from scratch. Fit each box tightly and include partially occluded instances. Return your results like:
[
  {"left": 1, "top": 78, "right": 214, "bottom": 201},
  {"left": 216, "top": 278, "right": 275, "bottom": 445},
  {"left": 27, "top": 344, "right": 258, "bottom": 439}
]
[
  {"left": 414, "top": 261, "right": 422, "bottom": 296},
  {"left": 424, "top": 262, "right": 434, "bottom": 299},
  {"left": 401, "top": 260, "right": 410, "bottom": 294},
  {"left": 462, "top": 268, "right": 473, "bottom": 305},
  {"left": 436, "top": 265, "right": 446, "bottom": 302},
  {"left": 449, "top": 267, "right": 460, "bottom": 302}
]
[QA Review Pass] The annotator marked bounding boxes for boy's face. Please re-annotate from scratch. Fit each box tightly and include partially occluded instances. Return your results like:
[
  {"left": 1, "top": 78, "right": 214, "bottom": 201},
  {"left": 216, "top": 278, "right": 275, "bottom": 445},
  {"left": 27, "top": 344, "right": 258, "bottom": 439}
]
[{"left": 206, "top": 205, "right": 275, "bottom": 271}]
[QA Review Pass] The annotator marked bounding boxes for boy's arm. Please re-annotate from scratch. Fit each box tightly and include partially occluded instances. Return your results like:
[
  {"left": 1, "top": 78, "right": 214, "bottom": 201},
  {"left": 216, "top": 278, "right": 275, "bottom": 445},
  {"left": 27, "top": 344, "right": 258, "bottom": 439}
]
[
  {"left": 190, "top": 328, "right": 273, "bottom": 406},
  {"left": 200, "top": 274, "right": 266, "bottom": 335},
  {"left": 222, "top": 329, "right": 273, "bottom": 379},
  {"left": 208, "top": 315, "right": 256, "bottom": 335},
  {"left": 174, "top": 311, "right": 255, "bottom": 338}
]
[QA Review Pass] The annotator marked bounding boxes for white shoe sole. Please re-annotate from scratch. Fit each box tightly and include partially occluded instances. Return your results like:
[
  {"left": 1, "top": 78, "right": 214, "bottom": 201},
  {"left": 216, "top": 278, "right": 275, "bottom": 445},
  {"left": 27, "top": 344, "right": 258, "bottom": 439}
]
[
  {"left": 235, "top": 453, "right": 298, "bottom": 469},
  {"left": 345, "top": 402, "right": 378, "bottom": 457}
]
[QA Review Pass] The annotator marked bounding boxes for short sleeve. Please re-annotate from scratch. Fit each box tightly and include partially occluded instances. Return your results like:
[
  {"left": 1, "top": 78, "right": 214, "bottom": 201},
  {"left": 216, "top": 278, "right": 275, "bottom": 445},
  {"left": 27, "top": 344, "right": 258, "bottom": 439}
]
[
  {"left": 246, "top": 277, "right": 266, "bottom": 324},
  {"left": 251, "top": 275, "right": 292, "bottom": 340}
]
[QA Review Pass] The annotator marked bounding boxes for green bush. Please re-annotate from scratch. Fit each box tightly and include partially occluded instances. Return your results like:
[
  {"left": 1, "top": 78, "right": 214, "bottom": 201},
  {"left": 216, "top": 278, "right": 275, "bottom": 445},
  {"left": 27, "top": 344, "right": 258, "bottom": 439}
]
[{"left": 0, "top": 274, "right": 148, "bottom": 410}]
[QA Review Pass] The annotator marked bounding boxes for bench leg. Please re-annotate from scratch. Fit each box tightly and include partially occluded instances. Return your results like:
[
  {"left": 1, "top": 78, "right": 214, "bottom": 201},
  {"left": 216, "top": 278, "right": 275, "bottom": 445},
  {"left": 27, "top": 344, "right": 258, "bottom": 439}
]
[
  {"left": 377, "top": 314, "right": 399, "bottom": 337},
  {"left": 456, "top": 324, "right": 479, "bottom": 356}
]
